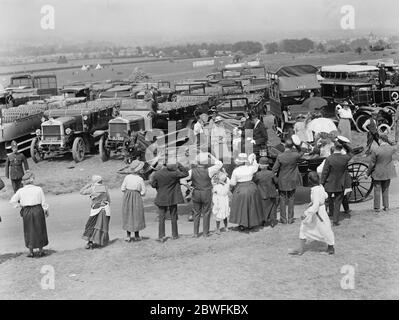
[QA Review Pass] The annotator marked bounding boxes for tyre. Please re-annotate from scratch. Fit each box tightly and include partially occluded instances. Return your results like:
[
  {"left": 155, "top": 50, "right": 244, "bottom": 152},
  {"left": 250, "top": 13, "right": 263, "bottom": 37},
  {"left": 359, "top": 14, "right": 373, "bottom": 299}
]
[
  {"left": 378, "top": 123, "right": 391, "bottom": 135},
  {"left": 30, "top": 137, "right": 43, "bottom": 163},
  {"left": 355, "top": 114, "right": 369, "bottom": 132},
  {"left": 72, "top": 137, "right": 86, "bottom": 163},
  {"left": 99, "top": 135, "right": 110, "bottom": 162}
]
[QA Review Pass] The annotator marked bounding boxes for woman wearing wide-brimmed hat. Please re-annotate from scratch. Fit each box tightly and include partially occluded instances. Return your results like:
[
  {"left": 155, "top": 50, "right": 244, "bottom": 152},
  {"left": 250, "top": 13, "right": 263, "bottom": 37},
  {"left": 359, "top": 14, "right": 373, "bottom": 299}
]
[
  {"left": 80, "top": 175, "right": 111, "bottom": 249},
  {"left": 121, "top": 160, "right": 146, "bottom": 242},
  {"left": 10, "top": 172, "right": 49, "bottom": 257},
  {"left": 229, "top": 153, "right": 263, "bottom": 230}
]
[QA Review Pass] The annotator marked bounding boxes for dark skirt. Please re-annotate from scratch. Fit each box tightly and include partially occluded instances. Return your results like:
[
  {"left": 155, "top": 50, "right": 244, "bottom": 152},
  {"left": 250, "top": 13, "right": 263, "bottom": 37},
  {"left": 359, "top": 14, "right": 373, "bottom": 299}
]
[
  {"left": 261, "top": 198, "right": 278, "bottom": 223},
  {"left": 229, "top": 181, "right": 263, "bottom": 228},
  {"left": 21, "top": 204, "right": 48, "bottom": 249},
  {"left": 122, "top": 190, "right": 145, "bottom": 232},
  {"left": 83, "top": 210, "right": 110, "bottom": 246}
]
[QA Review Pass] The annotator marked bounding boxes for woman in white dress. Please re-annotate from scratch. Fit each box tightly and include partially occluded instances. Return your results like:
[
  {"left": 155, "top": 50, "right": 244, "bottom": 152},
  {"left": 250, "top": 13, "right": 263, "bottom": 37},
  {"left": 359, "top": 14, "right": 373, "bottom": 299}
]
[
  {"left": 336, "top": 102, "right": 357, "bottom": 141},
  {"left": 290, "top": 172, "right": 335, "bottom": 255},
  {"left": 212, "top": 171, "right": 231, "bottom": 234}
]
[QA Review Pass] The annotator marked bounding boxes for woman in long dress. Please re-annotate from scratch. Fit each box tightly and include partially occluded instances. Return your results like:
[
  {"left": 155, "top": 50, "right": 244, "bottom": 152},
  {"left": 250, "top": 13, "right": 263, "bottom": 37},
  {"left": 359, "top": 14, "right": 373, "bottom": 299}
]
[
  {"left": 80, "top": 175, "right": 111, "bottom": 249},
  {"left": 290, "top": 172, "right": 335, "bottom": 255},
  {"left": 229, "top": 153, "right": 263, "bottom": 230},
  {"left": 336, "top": 102, "right": 357, "bottom": 141},
  {"left": 121, "top": 160, "right": 146, "bottom": 242},
  {"left": 10, "top": 172, "right": 49, "bottom": 257}
]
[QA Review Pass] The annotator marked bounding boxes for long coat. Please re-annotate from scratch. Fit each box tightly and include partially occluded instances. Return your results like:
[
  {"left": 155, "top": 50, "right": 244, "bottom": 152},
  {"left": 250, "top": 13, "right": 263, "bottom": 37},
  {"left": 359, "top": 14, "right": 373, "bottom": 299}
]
[
  {"left": 150, "top": 165, "right": 188, "bottom": 207},
  {"left": 253, "top": 121, "right": 268, "bottom": 153},
  {"left": 272, "top": 149, "right": 302, "bottom": 191},
  {"left": 320, "top": 153, "right": 352, "bottom": 193},
  {"left": 367, "top": 144, "right": 397, "bottom": 181},
  {"left": 253, "top": 169, "right": 278, "bottom": 199},
  {"left": 5, "top": 152, "right": 29, "bottom": 180}
]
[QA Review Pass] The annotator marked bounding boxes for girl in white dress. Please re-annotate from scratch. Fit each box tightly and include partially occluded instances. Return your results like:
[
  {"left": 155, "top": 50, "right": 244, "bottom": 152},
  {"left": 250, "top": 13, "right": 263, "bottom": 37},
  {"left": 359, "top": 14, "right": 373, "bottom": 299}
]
[
  {"left": 212, "top": 171, "right": 231, "bottom": 234},
  {"left": 290, "top": 172, "right": 335, "bottom": 255}
]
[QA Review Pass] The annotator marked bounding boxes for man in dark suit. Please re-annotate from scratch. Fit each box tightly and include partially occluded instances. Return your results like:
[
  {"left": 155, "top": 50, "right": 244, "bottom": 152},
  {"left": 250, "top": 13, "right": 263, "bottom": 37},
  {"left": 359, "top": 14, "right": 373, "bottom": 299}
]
[
  {"left": 181, "top": 152, "right": 223, "bottom": 237},
  {"left": 150, "top": 159, "right": 189, "bottom": 242},
  {"left": 321, "top": 140, "right": 352, "bottom": 226},
  {"left": 366, "top": 134, "right": 398, "bottom": 212},
  {"left": 272, "top": 137, "right": 303, "bottom": 224},
  {"left": 250, "top": 113, "right": 268, "bottom": 160},
  {"left": 5, "top": 140, "right": 29, "bottom": 193}
]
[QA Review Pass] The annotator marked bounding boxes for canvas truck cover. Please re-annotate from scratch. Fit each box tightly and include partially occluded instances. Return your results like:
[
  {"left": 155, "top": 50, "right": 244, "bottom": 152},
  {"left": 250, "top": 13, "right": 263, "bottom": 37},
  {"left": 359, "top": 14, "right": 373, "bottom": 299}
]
[
  {"left": 277, "top": 74, "right": 320, "bottom": 92},
  {"left": 275, "top": 65, "right": 319, "bottom": 77}
]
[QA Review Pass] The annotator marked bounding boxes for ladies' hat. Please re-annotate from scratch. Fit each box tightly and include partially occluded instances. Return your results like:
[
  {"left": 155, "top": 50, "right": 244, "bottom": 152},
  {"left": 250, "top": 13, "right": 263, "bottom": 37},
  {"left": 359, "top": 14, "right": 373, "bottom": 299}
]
[
  {"left": 130, "top": 160, "right": 144, "bottom": 173},
  {"left": 214, "top": 115, "right": 223, "bottom": 123},
  {"left": 336, "top": 135, "right": 350, "bottom": 144},
  {"left": 235, "top": 153, "right": 248, "bottom": 163},
  {"left": 91, "top": 175, "right": 103, "bottom": 184},
  {"left": 259, "top": 157, "right": 269, "bottom": 168},
  {"left": 218, "top": 172, "right": 228, "bottom": 183},
  {"left": 291, "top": 134, "right": 301, "bottom": 146},
  {"left": 22, "top": 171, "right": 34, "bottom": 181}
]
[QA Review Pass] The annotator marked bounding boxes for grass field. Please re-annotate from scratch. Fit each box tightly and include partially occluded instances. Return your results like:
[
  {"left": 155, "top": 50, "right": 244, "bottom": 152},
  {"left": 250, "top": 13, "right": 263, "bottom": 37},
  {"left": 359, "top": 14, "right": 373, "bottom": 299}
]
[{"left": 1, "top": 49, "right": 398, "bottom": 88}]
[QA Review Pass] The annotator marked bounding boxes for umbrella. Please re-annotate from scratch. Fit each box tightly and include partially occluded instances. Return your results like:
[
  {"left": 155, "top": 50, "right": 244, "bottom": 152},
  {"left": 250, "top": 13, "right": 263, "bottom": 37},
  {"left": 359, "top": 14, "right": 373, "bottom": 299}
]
[
  {"left": 307, "top": 118, "right": 337, "bottom": 133},
  {"left": 301, "top": 97, "right": 328, "bottom": 111}
]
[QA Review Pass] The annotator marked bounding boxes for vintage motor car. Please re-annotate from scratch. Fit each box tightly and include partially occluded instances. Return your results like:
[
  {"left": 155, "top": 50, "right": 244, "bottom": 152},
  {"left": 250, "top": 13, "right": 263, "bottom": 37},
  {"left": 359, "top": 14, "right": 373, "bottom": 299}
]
[
  {"left": 7, "top": 74, "right": 58, "bottom": 96},
  {"left": 30, "top": 99, "right": 119, "bottom": 163},
  {"left": 268, "top": 65, "right": 322, "bottom": 137}
]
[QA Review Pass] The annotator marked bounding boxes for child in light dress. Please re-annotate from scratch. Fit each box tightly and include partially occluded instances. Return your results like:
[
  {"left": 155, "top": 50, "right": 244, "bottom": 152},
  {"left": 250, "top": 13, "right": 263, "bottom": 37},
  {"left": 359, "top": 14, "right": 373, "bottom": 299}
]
[{"left": 212, "top": 171, "right": 231, "bottom": 234}]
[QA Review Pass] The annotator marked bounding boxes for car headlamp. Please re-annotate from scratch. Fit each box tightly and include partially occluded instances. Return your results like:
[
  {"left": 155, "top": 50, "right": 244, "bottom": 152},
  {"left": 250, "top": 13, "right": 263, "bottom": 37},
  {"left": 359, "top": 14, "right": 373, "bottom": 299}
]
[
  {"left": 35, "top": 129, "right": 41, "bottom": 135},
  {"left": 83, "top": 115, "right": 88, "bottom": 121},
  {"left": 65, "top": 128, "right": 72, "bottom": 135}
]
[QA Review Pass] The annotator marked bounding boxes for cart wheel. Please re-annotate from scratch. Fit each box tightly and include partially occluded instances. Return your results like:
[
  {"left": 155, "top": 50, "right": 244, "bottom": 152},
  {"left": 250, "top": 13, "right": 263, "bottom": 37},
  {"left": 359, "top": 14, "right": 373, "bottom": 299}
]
[
  {"left": 378, "top": 123, "right": 390, "bottom": 135},
  {"left": 99, "top": 135, "right": 110, "bottom": 162},
  {"left": 347, "top": 162, "right": 373, "bottom": 203},
  {"left": 30, "top": 137, "right": 43, "bottom": 163},
  {"left": 355, "top": 114, "right": 369, "bottom": 132},
  {"left": 72, "top": 137, "right": 86, "bottom": 163}
]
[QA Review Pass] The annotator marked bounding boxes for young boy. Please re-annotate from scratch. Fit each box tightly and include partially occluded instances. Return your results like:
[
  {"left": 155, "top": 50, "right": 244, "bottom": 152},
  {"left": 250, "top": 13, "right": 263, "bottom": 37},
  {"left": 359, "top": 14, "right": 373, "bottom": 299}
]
[{"left": 253, "top": 157, "right": 279, "bottom": 227}]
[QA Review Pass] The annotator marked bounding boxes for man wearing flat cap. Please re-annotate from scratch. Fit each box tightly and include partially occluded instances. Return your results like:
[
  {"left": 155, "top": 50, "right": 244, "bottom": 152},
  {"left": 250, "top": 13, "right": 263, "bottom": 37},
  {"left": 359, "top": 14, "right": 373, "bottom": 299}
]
[{"left": 5, "top": 140, "right": 29, "bottom": 193}]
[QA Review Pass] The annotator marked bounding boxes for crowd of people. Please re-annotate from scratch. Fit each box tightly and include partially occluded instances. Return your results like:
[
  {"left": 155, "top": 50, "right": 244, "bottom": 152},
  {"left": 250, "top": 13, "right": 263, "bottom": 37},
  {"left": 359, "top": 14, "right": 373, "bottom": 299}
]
[{"left": 1, "top": 107, "right": 398, "bottom": 259}]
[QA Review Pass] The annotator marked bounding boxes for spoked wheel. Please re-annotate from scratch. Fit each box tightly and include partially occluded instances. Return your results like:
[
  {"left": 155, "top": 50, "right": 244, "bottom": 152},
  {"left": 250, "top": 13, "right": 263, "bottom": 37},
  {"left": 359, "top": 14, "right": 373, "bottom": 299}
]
[
  {"left": 30, "top": 137, "right": 43, "bottom": 163},
  {"left": 72, "top": 137, "right": 86, "bottom": 163},
  {"left": 347, "top": 162, "right": 373, "bottom": 203}
]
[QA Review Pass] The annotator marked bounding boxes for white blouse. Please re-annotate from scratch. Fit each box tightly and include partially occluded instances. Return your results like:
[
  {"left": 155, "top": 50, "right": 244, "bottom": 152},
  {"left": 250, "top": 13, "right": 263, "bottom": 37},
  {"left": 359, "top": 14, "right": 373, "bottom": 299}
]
[
  {"left": 10, "top": 184, "right": 49, "bottom": 210},
  {"left": 121, "top": 174, "right": 146, "bottom": 196},
  {"left": 338, "top": 108, "right": 353, "bottom": 119},
  {"left": 230, "top": 163, "right": 259, "bottom": 186}
]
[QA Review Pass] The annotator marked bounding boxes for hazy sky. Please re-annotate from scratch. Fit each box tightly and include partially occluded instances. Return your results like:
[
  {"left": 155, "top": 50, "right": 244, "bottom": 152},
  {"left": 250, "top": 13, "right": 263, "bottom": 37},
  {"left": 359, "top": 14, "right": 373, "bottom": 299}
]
[{"left": 1, "top": 0, "right": 398, "bottom": 45}]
